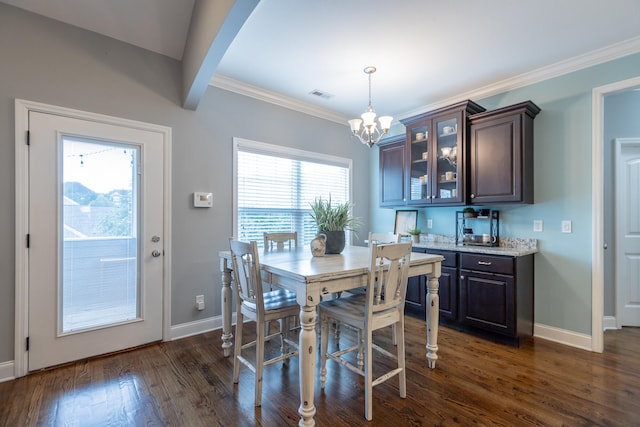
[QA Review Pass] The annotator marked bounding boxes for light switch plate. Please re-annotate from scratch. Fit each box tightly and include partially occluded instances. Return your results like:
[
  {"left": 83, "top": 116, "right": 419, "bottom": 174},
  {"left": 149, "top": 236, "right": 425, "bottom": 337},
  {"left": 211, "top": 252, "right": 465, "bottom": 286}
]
[
  {"left": 562, "top": 220, "right": 572, "bottom": 233},
  {"left": 427, "top": 219, "right": 433, "bottom": 229},
  {"left": 533, "top": 220, "right": 543, "bottom": 232},
  {"left": 194, "top": 192, "right": 213, "bottom": 207}
]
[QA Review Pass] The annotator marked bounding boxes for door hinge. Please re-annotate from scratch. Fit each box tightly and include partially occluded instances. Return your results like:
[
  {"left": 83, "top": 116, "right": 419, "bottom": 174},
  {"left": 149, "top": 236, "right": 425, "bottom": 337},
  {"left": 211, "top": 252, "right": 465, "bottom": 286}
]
[
  {"left": 26, "top": 234, "right": 30, "bottom": 248},
  {"left": 26, "top": 337, "right": 29, "bottom": 351},
  {"left": 26, "top": 130, "right": 30, "bottom": 146}
]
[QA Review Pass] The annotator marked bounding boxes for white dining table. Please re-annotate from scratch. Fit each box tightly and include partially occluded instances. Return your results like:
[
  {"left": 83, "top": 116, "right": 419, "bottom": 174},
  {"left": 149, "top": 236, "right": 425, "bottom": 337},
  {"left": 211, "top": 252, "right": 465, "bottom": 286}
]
[{"left": 218, "top": 245, "right": 442, "bottom": 427}]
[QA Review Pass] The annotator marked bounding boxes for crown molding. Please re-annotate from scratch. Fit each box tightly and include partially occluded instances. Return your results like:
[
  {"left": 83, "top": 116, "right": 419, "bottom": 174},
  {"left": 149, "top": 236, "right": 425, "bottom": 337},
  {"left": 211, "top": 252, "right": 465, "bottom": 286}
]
[
  {"left": 210, "top": 36, "right": 640, "bottom": 125},
  {"left": 209, "top": 74, "right": 350, "bottom": 125},
  {"left": 397, "top": 35, "right": 640, "bottom": 120}
]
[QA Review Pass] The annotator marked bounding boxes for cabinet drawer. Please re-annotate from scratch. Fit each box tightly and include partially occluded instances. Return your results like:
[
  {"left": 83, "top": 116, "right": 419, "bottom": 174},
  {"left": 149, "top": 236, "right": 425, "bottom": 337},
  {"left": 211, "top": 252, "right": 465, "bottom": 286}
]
[
  {"left": 426, "top": 249, "right": 457, "bottom": 268},
  {"left": 460, "top": 253, "right": 513, "bottom": 275},
  {"left": 413, "top": 248, "right": 457, "bottom": 268}
]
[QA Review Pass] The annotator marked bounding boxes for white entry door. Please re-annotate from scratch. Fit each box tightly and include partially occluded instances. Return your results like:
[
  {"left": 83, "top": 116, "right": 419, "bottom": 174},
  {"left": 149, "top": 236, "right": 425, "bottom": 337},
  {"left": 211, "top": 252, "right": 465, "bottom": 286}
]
[
  {"left": 27, "top": 110, "right": 166, "bottom": 371},
  {"left": 615, "top": 138, "right": 640, "bottom": 328}
]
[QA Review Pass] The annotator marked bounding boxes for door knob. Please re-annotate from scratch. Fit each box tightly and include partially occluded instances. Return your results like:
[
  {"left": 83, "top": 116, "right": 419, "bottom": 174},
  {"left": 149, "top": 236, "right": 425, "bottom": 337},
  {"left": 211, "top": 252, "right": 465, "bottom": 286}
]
[{"left": 152, "top": 250, "right": 162, "bottom": 257}]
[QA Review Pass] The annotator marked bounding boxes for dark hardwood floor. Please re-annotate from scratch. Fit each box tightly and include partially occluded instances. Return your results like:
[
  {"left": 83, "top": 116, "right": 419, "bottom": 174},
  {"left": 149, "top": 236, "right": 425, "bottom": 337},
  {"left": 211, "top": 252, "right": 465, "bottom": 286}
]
[{"left": 1, "top": 316, "right": 639, "bottom": 426}]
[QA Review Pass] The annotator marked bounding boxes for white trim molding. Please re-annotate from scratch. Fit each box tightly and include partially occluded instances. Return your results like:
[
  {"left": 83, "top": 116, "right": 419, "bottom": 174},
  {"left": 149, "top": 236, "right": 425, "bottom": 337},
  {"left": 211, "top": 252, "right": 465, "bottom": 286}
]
[
  {"left": 210, "top": 74, "right": 350, "bottom": 125},
  {"left": 211, "top": 36, "right": 640, "bottom": 125},
  {"left": 0, "top": 361, "right": 15, "bottom": 383},
  {"left": 592, "top": 76, "right": 640, "bottom": 354},
  {"left": 603, "top": 316, "right": 618, "bottom": 331},
  {"left": 14, "top": 99, "right": 172, "bottom": 378},
  {"left": 534, "top": 323, "right": 592, "bottom": 351},
  {"left": 168, "top": 313, "right": 237, "bottom": 341}
]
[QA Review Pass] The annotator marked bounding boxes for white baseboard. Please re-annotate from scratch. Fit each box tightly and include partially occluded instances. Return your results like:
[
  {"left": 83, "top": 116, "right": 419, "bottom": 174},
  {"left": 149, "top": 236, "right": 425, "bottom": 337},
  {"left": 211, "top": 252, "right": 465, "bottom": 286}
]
[
  {"left": 168, "top": 313, "right": 237, "bottom": 341},
  {"left": 603, "top": 316, "right": 618, "bottom": 330},
  {"left": 1, "top": 314, "right": 239, "bottom": 382},
  {"left": 0, "top": 360, "right": 15, "bottom": 383},
  {"left": 534, "top": 322, "right": 592, "bottom": 351}
]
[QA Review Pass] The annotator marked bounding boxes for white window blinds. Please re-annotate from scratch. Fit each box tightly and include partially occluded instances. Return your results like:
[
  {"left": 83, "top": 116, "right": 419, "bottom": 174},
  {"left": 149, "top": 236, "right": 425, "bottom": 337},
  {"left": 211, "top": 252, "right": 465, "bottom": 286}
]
[{"left": 234, "top": 139, "right": 352, "bottom": 247}]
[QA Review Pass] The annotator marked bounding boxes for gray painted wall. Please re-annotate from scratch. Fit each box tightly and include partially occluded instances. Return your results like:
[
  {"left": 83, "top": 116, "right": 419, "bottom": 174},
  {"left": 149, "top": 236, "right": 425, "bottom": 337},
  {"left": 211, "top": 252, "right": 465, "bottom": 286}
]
[
  {"left": 2, "top": 2, "right": 640, "bottom": 366},
  {"left": 0, "top": 4, "right": 370, "bottom": 363}
]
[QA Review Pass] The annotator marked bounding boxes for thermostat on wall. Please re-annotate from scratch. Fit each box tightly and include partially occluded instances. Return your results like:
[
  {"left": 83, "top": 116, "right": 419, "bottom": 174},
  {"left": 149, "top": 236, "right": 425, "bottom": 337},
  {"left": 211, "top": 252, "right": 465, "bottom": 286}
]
[{"left": 193, "top": 192, "right": 213, "bottom": 208}]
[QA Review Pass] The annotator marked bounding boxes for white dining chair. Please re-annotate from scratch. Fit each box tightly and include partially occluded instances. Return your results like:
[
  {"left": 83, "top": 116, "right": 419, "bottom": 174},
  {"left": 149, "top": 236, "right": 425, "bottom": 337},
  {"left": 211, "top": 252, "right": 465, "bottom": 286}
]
[
  {"left": 333, "top": 232, "right": 403, "bottom": 358},
  {"left": 228, "top": 238, "right": 299, "bottom": 407},
  {"left": 263, "top": 231, "right": 297, "bottom": 251},
  {"left": 319, "top": 241, "right": 412, "bottom": 421},
  {"left": 368, "top": 231, "right": 401, "bottom": 245}
]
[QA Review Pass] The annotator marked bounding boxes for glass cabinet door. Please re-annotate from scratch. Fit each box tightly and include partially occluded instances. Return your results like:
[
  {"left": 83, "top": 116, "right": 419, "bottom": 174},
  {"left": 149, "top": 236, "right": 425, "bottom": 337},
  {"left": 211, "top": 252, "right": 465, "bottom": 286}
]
[
  {"left": 407, "top": 121, "right": 430, "bottom": 204},
  {"left": 432, "top": 113, "right": 462, "bottom": 204}
]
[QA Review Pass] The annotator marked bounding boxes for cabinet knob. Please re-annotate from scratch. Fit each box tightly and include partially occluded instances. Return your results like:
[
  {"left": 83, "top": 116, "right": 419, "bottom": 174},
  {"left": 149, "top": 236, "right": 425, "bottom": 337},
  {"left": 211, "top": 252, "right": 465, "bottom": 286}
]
[
  {"left": 470, "top": 194, "right": 475, "bottom": 198},
  {"left": 460, "top": 275, "right": 465, "bottom": 280}
]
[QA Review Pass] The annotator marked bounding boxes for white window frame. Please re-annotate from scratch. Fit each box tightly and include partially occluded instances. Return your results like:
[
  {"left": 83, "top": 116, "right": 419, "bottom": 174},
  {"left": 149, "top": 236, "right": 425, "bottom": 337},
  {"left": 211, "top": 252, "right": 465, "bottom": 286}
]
[{"left": 232, "top": 137, "right": 354, "bottom": 246}]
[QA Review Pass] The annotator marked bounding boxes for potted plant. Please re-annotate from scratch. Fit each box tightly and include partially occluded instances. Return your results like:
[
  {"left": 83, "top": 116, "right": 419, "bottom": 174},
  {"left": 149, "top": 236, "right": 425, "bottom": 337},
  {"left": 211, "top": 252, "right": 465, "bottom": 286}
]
[
  {"left": 463, "top": 207, "right": 476, "bottom": 218},
  {"left": 309, "top": 196, "right": 361, "bottom": 254},
  {"left": 406, "top": 227, "right": 422, "bottom": 244}
]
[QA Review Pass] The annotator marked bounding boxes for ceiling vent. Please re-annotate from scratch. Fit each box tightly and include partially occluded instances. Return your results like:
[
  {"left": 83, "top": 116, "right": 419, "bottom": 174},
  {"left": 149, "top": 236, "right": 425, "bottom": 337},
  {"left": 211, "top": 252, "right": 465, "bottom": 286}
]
[{"left": 309, "top": 89, "right": 334, "bottom": 100}]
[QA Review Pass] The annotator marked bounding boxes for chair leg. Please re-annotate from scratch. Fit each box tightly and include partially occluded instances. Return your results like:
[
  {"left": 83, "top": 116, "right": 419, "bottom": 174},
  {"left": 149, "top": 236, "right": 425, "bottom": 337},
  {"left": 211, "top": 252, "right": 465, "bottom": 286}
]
[
  {"left": 397, "top": 319, "right": 406, "bottom": 398},
  {"left": 357, "top": 329, "right": 364, "bottom": 369},
  {"left": 364, "top": 327, "right": 374, "bottom": 421},
  {"left": 265, "top": 321, "right": 271, "bottom": 336},
  {"left": 255, "top": 318, "right": 265, "bottom": 407},
  {"left": 233, "top": 313, "right": 244, "bottom": 384},
  {"left": 279, "top": 316, "right": 290, "bottom": 366},
  {"left": 334, "top": 320, "right": 341, "bottom": 349},
  {"left": 320, "top": 313, "right": 329, "bottom": 388}
]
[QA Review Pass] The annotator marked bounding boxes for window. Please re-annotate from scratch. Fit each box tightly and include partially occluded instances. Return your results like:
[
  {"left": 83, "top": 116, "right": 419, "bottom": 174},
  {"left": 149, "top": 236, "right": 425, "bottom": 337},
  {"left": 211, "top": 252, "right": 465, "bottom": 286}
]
[{"left": 233, "top": 138, "right": 353, "bottom": 247}]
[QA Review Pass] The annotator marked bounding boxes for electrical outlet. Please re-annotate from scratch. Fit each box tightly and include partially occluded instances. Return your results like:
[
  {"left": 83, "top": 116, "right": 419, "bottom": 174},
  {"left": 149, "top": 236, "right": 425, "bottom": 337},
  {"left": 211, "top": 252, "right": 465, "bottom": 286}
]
[
  {"left": 561, "top": 220, "right": 572, "bottom": 233},
  {"left": 195, "top": 295, "right": 205, "bottom": 311},
  {"left": 427, "top": 219, "right": 433, "bottom": 229},
  {"left": 533, "top": 220, "right": 543, "bottom": 232}
]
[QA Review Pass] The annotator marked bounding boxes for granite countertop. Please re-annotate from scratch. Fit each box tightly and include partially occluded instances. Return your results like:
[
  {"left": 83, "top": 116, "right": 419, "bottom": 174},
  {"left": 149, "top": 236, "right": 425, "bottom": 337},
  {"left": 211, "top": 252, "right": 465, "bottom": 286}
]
[{"left": 411, "top": 235, "right": 538, "bottom": 257}]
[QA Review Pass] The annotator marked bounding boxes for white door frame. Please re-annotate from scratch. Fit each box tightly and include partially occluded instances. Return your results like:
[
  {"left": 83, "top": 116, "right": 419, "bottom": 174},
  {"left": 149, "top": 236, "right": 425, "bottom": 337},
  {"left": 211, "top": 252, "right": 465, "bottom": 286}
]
[
  {"left": 14, "top": 99, "right": 172, "bottom": 377},
  {"left": 592, "top": 75, "right": 640, "bottom": 352}
]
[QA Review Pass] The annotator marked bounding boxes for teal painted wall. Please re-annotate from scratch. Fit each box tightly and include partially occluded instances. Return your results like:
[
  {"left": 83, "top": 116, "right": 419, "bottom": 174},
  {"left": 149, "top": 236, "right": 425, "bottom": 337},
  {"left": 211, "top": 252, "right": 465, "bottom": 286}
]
[{"left": 370, "top": 53, "right": 640, "bottom": 335}]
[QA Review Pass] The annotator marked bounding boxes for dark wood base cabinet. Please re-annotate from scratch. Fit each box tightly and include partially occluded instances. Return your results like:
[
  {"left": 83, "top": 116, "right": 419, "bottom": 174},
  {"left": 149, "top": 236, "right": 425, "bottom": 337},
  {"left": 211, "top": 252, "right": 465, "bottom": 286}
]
[
  {"left": 406, "top": 248, "right": 534, "bottom": 346},
  {"left": 459, "top": 253, "right": 534, "bottom": 345},
  {"left": 406, "top": 248, "right": 458, "bottom": 321}
]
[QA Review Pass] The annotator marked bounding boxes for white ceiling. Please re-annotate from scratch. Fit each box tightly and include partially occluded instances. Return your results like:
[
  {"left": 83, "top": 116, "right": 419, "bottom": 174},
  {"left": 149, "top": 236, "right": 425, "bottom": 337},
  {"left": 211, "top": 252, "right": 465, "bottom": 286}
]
[{"left": 3, "top": 0, "right": 640, "bottom": 120}]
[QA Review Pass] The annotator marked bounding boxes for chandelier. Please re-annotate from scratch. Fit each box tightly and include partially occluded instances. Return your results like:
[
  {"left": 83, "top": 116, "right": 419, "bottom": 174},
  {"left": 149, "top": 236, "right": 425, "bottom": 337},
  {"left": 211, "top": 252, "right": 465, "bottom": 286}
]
[{"left": 348, "top": 66, "right": 393, "bottom": 147}]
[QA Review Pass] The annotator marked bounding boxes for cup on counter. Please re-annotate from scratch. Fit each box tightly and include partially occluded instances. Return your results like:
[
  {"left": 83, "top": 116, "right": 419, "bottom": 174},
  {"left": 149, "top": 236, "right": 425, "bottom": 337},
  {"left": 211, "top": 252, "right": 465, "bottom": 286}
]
[
  {"left": 482, "top": 234, "right": 496, "bottom": 244},
  {"left": 445, "top": 171, "right": 454, "bottom": 180}
]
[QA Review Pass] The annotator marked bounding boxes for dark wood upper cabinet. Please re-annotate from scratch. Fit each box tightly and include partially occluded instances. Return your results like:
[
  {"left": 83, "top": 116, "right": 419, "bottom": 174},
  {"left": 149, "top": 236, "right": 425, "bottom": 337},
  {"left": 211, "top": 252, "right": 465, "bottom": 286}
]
[
  {"left": 397, "top": 100, "right": 485, "bottom": 207},
  {"left": 378, "top": 134, "right": 406, "bottom": 207},
  {"left": 468, "top": 101, "right": 540, "bottom": 204}
]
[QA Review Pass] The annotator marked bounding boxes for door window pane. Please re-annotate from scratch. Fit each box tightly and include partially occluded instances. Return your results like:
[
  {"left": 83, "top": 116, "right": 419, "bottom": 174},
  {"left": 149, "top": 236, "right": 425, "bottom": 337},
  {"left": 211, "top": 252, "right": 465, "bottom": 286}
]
[{"left": 61, "top": 137, "right": 139, "bottom": 333}]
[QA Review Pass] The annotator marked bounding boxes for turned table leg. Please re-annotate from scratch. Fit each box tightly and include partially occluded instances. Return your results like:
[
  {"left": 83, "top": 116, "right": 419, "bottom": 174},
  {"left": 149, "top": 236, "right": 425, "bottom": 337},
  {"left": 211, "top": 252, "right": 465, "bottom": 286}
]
[
  {"left": 220, "top": 258, "right": 233, "bottom": 357},
  {"left": 298, "top": 304, "right": 317, "bottom": 426},
  {"left": 425, "top": 270, "right": 440, "bottom": 369}
]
